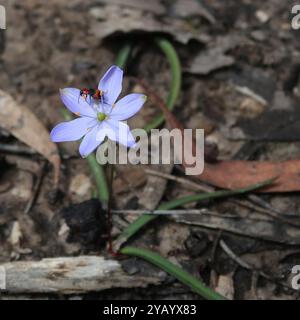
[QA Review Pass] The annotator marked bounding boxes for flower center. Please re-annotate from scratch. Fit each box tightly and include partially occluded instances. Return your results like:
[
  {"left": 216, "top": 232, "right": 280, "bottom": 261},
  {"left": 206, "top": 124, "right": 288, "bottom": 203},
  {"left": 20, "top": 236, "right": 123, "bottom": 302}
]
[{"left": 97, "top": 112, "right": 107, "bottom": 122}]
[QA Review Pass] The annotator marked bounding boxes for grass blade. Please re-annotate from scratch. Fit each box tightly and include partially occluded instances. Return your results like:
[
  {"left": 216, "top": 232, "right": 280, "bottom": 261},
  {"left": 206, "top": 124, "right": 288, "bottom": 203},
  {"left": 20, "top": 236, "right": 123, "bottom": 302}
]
[{"left": 120, "top": 246, "right": 226, "bottom": 300}]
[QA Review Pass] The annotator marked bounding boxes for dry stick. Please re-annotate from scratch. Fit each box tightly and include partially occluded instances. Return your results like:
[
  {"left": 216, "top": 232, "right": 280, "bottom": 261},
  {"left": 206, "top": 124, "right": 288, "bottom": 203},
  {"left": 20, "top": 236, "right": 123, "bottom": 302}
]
[
  {"left": 219, "top": 239, "right": 292, "bottom": 290},
  {"left": 145, "top": 168, "right": 213, "bottom": 192},
  {"left": 220, "top": 240, "right": 252, "bottom": 269},
  {"left": 24, "top": 161, "right": 46, "bottom": 214}
]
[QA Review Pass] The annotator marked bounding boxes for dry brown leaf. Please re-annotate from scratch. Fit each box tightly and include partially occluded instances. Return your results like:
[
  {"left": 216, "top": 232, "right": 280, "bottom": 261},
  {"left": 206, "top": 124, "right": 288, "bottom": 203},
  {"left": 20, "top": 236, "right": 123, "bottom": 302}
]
[
  {"left": 0, "top": 90, "right": 60, "bottom": 186},
  {"left": 200, "top": 160, "right": 300, "bottom": 192}
]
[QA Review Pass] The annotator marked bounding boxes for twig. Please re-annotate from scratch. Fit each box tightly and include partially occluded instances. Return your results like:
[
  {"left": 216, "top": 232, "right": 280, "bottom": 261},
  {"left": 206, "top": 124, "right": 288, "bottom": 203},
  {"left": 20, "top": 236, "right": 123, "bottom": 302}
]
[
  {"left": 23, "top": 161, "right": 46, "bottom": 214},
  {"left": 145, "top": 168, "right": 212, "bottom": 192},
  {"left": 234, "top": 85, "right": 268, "bottom": 106},
  {"left": 220, "top": 240, "right": 252, "bottom": 269}
]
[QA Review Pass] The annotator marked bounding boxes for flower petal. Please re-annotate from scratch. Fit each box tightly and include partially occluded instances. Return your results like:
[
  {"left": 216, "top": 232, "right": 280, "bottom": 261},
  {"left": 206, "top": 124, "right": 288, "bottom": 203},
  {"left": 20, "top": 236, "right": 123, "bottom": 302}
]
[
  {"left": 79, "top": 124, "right": 104, "bottom": 157},
  {"left": 110, "top": 93, "right": 147, "bottom": 120},
  {"left": 105, "top": 119, "right": 136, "bottom": 148},
  {"left": 99, "top": 102, "right": 112, "bottom": 115},
  {"left": 60, "top": 88, "right": 97, "bottom": 118},
  {"left": 98, "top": 66, "right": 123, "bottom": 105},
  {"left": 95, "top": 122, "right": 109, "bottom": 142},
  {"left": 50, "top": 117, "right": 97, "bottom": 142}
]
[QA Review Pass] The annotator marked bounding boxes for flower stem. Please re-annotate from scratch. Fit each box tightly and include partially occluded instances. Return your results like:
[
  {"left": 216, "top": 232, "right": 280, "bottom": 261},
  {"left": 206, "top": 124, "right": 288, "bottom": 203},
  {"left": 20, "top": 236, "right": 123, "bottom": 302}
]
[
  {"left": 86, "top": 154, "right": 109, "bottom": 206},
  {"left": 120, "top": 246, "right": 226, "bottom": 300},
  {"left": 106, "top": 163, "right": 116, "bottom": 254}
]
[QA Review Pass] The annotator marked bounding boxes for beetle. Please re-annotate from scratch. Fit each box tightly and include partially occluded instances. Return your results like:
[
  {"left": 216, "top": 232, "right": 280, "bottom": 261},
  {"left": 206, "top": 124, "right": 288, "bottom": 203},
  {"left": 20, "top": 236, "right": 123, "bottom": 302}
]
[{"left": 79, "top": 88, "right": 104, "bottom": 103}]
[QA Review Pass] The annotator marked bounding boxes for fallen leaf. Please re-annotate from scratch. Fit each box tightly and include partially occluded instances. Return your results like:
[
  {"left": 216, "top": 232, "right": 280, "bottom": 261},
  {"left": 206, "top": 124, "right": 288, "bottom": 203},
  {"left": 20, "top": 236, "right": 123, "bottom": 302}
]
[
  {"left": 201, "top": 160, "right": 300, "bottom": 192},
  {"left": 0, "top": 90, "right": 60, "bottom": 186},
  {"left": 185, "top": 35, "right": 244, "bottom": 75},
  {"left": 90, "top": 3, "right": 210, "bottom": 45}
]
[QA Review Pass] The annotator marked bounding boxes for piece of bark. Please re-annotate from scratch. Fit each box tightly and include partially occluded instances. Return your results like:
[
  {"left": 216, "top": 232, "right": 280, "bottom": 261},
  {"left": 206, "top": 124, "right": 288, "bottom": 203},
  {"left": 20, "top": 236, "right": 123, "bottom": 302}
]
[{"left": 1, "top": 256, "right": 161, "bottom": 294}]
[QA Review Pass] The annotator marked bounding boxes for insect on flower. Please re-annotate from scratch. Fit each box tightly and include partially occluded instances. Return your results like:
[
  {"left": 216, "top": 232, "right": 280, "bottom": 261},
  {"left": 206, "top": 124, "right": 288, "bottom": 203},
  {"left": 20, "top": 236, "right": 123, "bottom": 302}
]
[
  {"left": 79, "top": 88, "right": 104, "bottom": 104},
  {"left": 50, "top": 65, "right": 147, "bottom": 158}
]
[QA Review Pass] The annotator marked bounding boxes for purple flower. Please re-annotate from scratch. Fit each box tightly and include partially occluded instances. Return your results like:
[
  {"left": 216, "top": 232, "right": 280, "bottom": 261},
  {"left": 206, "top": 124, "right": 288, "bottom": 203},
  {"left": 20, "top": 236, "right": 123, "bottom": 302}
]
[{"left": 50, "top": 66, "right": 147, "bottom": 157}]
